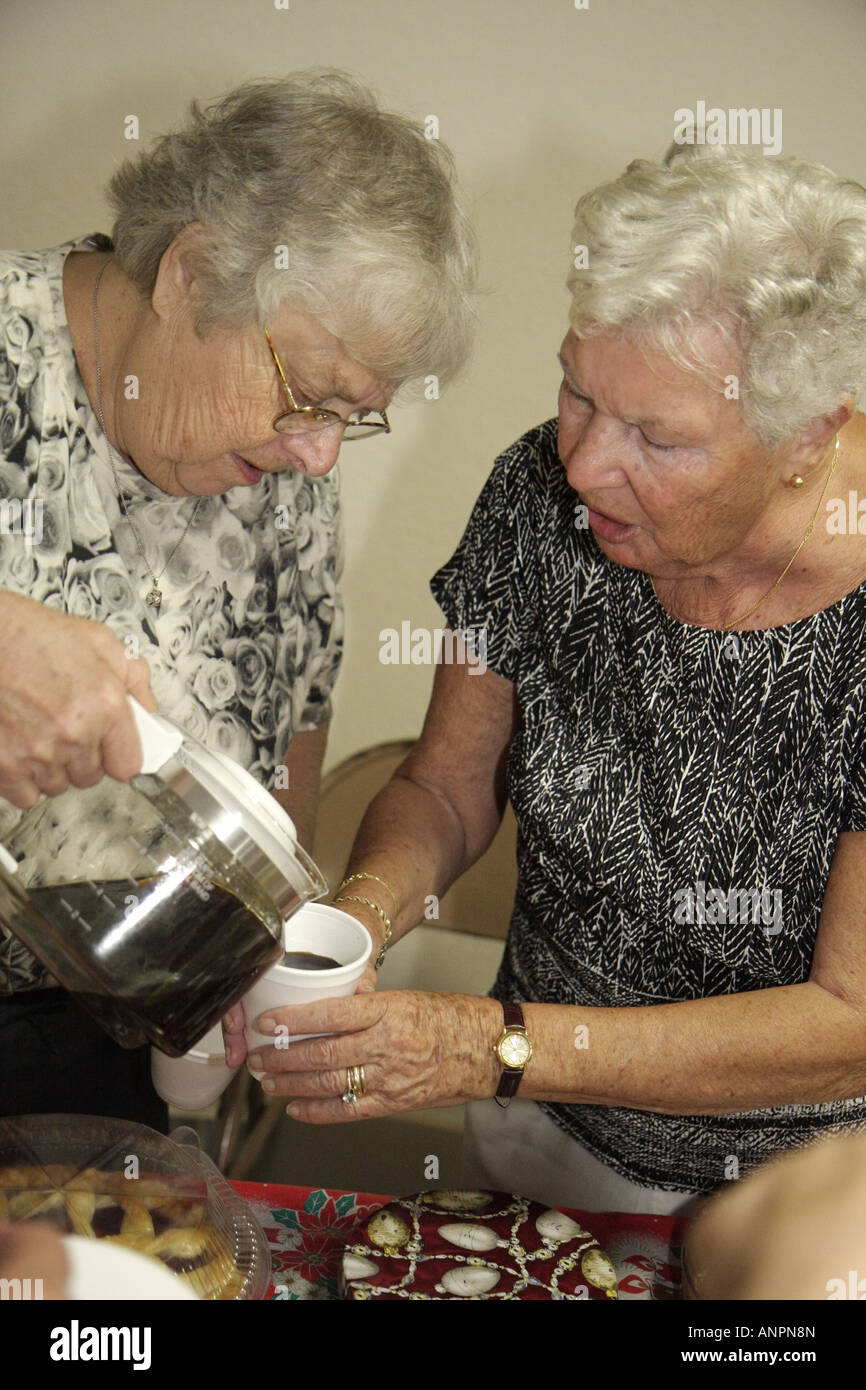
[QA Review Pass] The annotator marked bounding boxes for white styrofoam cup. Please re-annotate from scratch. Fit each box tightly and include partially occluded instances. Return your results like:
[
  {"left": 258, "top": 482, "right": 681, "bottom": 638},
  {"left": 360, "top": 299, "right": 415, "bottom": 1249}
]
[{"left": 243, "top": 902, "right": 372, "bottom": 1076}]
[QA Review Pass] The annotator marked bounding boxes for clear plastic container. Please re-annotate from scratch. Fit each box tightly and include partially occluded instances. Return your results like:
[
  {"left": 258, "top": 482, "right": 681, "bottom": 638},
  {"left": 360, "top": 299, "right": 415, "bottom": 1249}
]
[{"left": 0, "top": 1114, "right": 271, "bottom": 1300}]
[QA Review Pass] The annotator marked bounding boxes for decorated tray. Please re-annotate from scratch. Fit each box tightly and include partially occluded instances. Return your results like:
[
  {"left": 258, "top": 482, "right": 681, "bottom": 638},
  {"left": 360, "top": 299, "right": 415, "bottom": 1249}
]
[{"left": 339, "top": 1188, "right": 619, "bottom": 1300}]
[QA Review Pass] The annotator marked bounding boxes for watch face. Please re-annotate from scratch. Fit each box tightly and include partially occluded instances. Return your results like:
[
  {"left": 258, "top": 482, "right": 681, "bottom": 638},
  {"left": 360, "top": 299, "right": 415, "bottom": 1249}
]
[{"left": 499, "top": 1032, "right": 532, "bottom": 1068}]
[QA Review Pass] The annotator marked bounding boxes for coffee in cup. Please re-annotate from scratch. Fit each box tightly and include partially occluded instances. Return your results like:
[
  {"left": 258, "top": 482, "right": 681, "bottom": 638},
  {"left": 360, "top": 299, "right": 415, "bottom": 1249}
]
[{"left": 242, "top": 902, "right": 372, "bottom": 1074}]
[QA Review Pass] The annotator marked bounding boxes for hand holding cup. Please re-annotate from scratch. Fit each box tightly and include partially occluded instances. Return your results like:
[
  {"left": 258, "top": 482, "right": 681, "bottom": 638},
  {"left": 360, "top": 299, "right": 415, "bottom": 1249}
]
[{"left": 222, "top": 903, "right": 372, "bottom": 1073}]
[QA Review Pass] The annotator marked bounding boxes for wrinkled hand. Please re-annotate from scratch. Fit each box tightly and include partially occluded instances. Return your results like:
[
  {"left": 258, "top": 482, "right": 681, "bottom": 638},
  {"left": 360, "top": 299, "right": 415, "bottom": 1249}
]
[
  {"left": 221, "top": 957, "right": 378, "bottom": 1072},
  {"left": 226, "top": 989, "right": 502, "bottom": 1123},
  {"left": 0, "top": 591, "right": 155, "bottom": 807}
]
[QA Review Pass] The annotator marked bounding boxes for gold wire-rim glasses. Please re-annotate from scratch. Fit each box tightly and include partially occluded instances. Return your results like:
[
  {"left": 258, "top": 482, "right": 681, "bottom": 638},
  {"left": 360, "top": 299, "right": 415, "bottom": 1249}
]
[{"left": 264, "top": 329, "right": 391, "bottom": 440}]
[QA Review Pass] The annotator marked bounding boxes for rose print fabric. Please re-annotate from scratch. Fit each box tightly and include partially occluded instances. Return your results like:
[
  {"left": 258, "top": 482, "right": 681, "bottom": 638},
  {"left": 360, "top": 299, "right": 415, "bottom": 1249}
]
[{"left": 0, "top": 239, "right": 343, "bottom": 992}]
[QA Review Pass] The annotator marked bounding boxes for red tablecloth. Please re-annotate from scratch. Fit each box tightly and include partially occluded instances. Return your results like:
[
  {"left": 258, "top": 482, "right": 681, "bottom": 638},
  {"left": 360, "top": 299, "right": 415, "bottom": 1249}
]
[{"left": 230, "top": 1181, "right": 688, "bottom": 1300}]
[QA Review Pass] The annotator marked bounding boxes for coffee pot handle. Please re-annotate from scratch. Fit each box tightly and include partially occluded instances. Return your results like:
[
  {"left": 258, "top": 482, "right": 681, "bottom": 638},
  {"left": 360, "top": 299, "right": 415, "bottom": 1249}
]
[
  {"left": 0, "top": 705, "right": 182, "bottom": 867},
  {"left": 127, "top": 696, "right": 185, "bottom": 774}
]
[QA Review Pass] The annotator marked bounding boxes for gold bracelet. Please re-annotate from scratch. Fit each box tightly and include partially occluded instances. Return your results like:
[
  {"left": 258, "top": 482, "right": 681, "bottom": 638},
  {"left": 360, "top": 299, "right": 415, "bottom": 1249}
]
[
  {"left": 337, "top": 872, "right": 400, "bottom": 919},
  {"left": 333, "top": 894, "right": 392, "bottom": 969}
]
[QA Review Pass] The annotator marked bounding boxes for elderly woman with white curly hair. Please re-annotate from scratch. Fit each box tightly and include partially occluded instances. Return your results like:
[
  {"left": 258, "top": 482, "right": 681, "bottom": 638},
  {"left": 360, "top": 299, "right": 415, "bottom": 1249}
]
[
  {"left": 225, "top": 143, "right": 866, "bottom": 1216},
  {"left": 0, "top": 70, "right": 475, "bottom": 1128}
]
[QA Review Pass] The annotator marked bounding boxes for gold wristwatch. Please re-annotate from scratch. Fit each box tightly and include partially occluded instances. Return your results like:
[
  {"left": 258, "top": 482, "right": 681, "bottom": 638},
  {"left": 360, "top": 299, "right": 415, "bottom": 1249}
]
[{"left": 493, "top": 1002, "right": 533, "bottom": 1109}]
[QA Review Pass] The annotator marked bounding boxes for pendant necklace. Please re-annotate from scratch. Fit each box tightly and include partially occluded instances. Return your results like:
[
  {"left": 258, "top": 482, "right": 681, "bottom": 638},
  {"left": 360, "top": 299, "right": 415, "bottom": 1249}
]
[{"left": 92, "top": 257, "right": 202, "bottom": 611}]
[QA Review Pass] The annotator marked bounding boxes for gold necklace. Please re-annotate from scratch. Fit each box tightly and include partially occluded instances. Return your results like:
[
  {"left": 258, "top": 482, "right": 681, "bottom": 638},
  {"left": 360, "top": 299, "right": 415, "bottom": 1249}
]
[
  {"left": 92, "top": 257, "right": 202, "bottom": 611},
  {"left": 650, "top": 437, "right": 840, "bottom": 631}
]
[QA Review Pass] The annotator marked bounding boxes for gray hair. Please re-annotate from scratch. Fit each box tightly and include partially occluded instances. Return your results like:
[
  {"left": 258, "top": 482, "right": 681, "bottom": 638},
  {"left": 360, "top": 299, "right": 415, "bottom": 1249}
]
[
  {"left": 107, "top": 70, "right": 477, "bottom": 389},
  {"left": 566, "top": 144, "right": 866, "bottom": 445}
]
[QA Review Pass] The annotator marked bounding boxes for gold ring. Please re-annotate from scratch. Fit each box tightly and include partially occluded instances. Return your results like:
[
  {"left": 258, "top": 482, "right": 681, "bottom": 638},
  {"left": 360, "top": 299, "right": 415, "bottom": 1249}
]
[{"left": 341, "top": 1065, "right": 366, "bottom": 1105}]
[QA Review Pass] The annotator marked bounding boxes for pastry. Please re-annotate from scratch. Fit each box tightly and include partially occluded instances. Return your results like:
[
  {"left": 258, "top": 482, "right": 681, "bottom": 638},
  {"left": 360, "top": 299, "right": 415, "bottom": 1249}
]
[{"left": 0, "top": 1162, "right": 243, "bottom": 1299}]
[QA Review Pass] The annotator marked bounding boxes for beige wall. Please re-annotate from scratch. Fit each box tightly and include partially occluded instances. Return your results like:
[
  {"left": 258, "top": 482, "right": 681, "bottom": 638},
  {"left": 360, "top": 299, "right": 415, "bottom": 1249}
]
[{"left": 3, "top": 0, "right": 865, "bottom": 772}]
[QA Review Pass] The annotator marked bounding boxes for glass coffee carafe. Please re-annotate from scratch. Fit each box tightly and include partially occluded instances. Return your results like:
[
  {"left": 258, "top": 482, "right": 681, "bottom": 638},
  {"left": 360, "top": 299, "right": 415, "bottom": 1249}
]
[{"left": 0, "top": 701, "right": 327, "bottom": 1057}]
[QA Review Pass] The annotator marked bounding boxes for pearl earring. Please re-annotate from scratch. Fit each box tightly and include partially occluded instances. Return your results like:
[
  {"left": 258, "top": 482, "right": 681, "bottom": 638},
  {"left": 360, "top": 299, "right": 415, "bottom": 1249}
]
[{"left": 789, "top": 475, "right": 804, "bottom": 487}]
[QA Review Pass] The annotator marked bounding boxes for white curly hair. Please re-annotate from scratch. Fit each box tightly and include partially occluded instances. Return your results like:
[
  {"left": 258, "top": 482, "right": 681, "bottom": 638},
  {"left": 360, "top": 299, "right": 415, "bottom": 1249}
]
[
  {"left": 567, "top": 144, "right": 866, "bottom": 445},
  {"left": 107, "top": 70, "right": 477, "bottom": 390}
]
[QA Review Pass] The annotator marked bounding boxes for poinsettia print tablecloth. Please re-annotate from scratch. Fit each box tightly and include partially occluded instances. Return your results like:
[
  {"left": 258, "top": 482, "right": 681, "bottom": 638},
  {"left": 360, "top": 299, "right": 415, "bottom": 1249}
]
[{"left": 229, "top": 1181, "right": 688, "bottom": 1301}]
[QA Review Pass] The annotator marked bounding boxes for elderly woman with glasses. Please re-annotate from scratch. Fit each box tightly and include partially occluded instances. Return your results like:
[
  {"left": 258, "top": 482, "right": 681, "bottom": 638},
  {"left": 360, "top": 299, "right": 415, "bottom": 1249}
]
[
  {"left": 0, "top": 70, "right": 475, "bottom": 1127},
  {"left": 225, "top": 143, "right": 866, "bottom": 1217}
]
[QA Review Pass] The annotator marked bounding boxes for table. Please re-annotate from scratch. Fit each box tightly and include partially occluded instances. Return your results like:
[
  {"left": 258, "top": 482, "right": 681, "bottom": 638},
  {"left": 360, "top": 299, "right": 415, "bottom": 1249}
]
[{"left": 230, "top": 1181, "right": 689, "bottom": 1300}]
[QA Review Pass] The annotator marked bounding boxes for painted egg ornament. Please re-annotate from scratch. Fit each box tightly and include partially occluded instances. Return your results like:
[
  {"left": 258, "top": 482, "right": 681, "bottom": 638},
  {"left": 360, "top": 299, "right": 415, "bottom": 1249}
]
[
  {"left": 366, "top": 1211, "right": 411, "bottom": 1249},
  {"left": 343, "top": 1253, "right": 380, "bottom": 1281},
  {"left": 439, "top": 1222, "right": 501, "bottom": 1252},
  {"left": 419, "top": 1189, "right": 491, "bottom": 1212},
  {"left": 536, "top": 1209, "right": 593, "bottom": 1243},
  {"left": 435, "top": 1266, "right": 501, "bottom": 1296},
  {"left": 581, "top": 1247, "right": 618, "bottom": 1296}
]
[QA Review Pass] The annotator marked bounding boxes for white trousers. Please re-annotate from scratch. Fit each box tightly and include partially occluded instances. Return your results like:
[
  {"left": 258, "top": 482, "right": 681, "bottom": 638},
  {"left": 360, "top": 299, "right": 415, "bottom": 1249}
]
[{"left": 462, "top": 1099, "right": 705, "bottom": 1218}]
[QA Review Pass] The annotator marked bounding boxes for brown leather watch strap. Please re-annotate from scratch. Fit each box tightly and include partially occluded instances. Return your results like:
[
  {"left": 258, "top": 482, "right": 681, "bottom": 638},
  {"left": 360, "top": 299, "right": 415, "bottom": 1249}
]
[
  {"left": 494, "top": 1002, "right": 529, "bottom": 1108},
  {"left": 502, "top": 1001, "right": 524, "bottom": 1032},
  {"left": 496, "top": 1069, "right": 523, "bottom": 1103}
]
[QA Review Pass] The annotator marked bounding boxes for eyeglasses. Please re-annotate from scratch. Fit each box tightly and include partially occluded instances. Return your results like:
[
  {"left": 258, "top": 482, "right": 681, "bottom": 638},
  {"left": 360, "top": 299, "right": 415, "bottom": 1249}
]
[{"left": 264, "top": 329, "right": 391, "bottom": 440}]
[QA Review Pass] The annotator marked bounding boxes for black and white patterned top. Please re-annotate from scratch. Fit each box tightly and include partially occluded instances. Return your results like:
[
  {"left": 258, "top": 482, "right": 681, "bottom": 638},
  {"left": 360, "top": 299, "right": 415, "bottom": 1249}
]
[
  {"left": 431, "top": 417, "right": 866, "bottom": 1194},
  {"left": 0, "top": 239, "right": 343, "bottom": 993}
]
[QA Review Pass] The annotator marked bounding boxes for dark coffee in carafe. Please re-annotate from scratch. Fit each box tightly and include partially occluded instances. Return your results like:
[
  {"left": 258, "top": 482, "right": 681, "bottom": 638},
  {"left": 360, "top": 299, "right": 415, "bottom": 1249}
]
[{"left": 25, "top": 877, "right": 282, "bottom": 1057}]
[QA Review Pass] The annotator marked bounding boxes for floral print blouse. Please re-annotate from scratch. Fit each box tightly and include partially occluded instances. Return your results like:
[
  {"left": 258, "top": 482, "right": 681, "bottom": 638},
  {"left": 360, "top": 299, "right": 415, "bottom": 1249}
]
[{"left": 0, "top": 238, "right": 343, "bottom": 992}]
